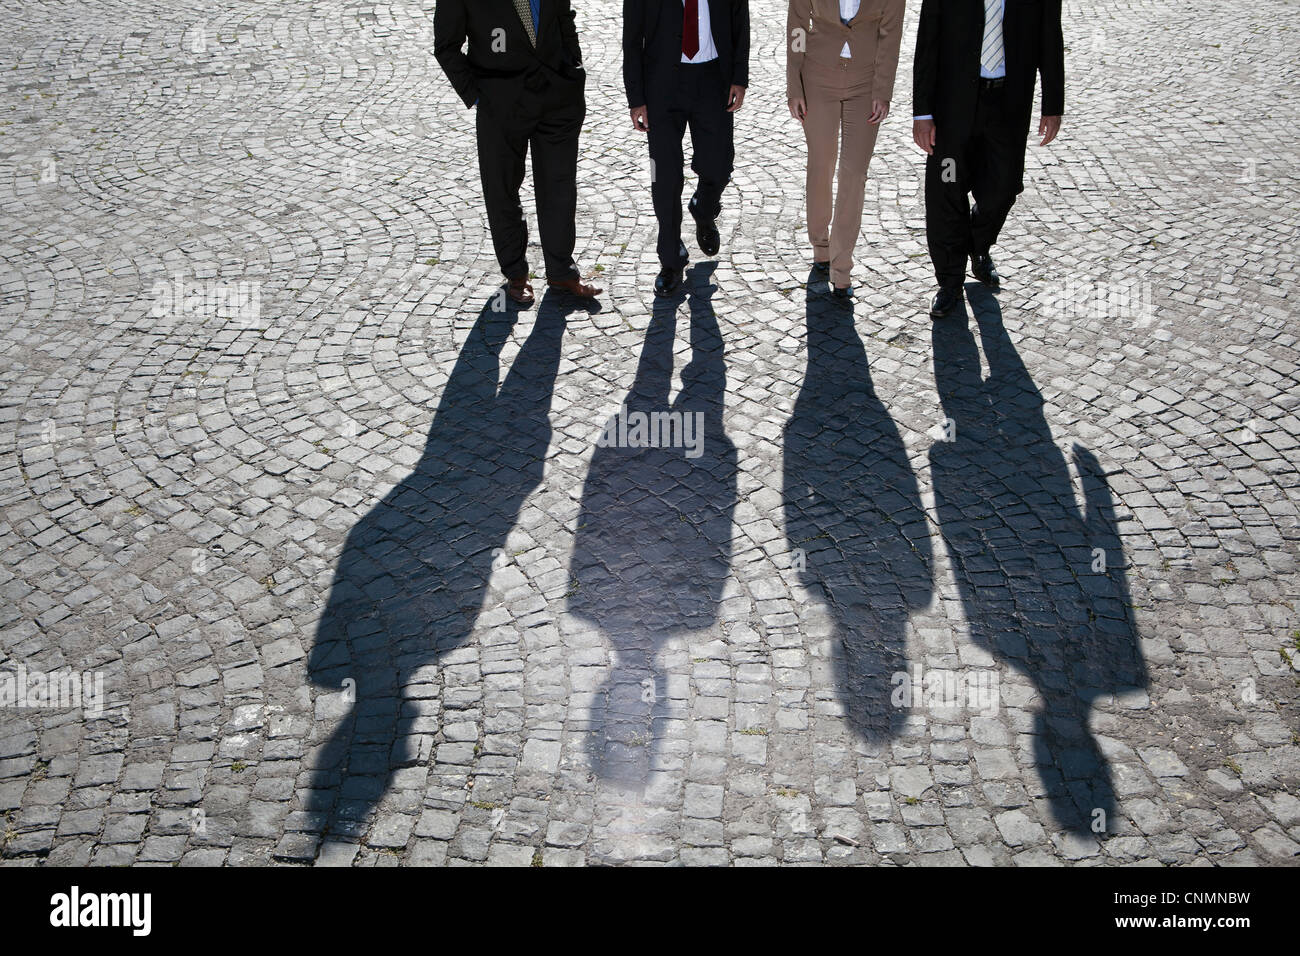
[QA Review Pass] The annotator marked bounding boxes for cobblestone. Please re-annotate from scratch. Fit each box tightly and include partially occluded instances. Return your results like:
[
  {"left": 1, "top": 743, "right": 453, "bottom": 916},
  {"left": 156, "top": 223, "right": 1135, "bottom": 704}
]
[{"left": 1, "top": 0, "right": 1297, "bottom": 866}]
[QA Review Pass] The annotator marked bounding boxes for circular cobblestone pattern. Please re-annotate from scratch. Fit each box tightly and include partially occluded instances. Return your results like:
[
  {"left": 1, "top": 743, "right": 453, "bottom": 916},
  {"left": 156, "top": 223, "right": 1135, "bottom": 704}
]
[{"left": 0, "top": 1, "right": 1297, "bottom": 866}]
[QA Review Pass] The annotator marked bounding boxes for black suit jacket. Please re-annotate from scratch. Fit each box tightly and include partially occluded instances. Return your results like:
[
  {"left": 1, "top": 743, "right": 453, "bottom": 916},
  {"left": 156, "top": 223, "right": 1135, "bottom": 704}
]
[
  {"left": 434, "top": 0, "right": 585, "bottom": 111},
  {"left": 623, "top": 0, "right": 751, "bottom": 109},
  {"left": 913, "top": 0, "right": 1063, "bottom": 135}
]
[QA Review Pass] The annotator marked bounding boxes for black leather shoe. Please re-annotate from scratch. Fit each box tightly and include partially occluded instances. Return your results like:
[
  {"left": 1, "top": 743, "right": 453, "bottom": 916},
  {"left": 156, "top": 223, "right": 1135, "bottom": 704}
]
[
  {"left": 929, "top": 284, "right": 963, "bottom": 318},
  {"left": 832, "top": 284, "right": 851, "bottom": 300},
  {"left": 812, "top": 260, "right": 830, "bottom": 277},
  {"left": 654, "top": 265, "right": 684, "bottom": 297},
  {"left": 689, "top": 196, "right": 721, "bottom": 258},
  {"left": 970, "top": 252, "right": 1000, "bottom": 288}
]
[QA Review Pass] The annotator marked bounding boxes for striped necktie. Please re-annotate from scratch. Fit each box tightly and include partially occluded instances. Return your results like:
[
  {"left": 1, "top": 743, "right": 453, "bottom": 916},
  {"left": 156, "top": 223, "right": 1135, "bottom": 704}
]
[
  {"left": 981, "top": 0, "right": 1004, "bottom": 74},
  {"left": 513, "top": 0, "right": 537, "bottom": 47}
]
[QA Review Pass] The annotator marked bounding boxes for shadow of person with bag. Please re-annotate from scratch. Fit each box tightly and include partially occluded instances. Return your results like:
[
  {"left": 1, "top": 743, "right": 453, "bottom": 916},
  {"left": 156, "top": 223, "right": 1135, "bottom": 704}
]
[{"left": 929, "top": 285, "right": 1149, "bottom": 835}]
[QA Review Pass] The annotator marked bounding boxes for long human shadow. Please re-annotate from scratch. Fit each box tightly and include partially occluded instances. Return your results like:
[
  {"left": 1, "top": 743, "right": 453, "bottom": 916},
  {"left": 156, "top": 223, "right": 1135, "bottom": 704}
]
[
  {"left": 929, "top": 285, "right": 1149, "bottom": 835},
  {"left": 567, "top": 263, "right": 737, "bottom": 788},
  {"left": 305, "top": 289, "right": 592, "bottom": 839},
  {"left": 782, "top": 287, "right": 934, "bottom": 744}
]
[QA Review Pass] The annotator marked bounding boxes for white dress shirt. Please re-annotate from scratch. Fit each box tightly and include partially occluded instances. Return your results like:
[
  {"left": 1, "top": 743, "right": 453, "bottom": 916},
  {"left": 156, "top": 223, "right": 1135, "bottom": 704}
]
[
  {"left": 914, "top": 0, "right": 1005, "bottom": 120},
  {"left": 682, "top": 0, "right": 720, "bottom": 64},
  {"left": 840, "top": 0, "right": 860, "bottom": 59}
]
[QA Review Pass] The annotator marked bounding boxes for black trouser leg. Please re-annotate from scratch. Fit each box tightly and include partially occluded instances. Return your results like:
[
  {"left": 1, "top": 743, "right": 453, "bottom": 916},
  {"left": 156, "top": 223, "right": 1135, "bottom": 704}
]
[
  {"left": 969, "top": 87, "right": 1026, "bottom": 257},
  {"left": 925, "top": 129, "right": 974, "bottom": 288},
  {"left": 531, "top": 86, "right": 584, "bottom": 282},
  {"left": 477, "top": 104, "right": 533, "bottom": 282},
  {"left": 647, "top": 93, "right": 690, "bottom": 268},
  {"left": 687, "top": 63, "right": 733, "bottom": 220}
]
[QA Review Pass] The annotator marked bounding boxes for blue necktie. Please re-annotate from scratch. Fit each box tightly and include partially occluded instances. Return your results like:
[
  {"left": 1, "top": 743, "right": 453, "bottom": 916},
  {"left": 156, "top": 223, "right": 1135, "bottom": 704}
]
[{"left": 530, "top": 0, "right": 541, "bottom": 35}]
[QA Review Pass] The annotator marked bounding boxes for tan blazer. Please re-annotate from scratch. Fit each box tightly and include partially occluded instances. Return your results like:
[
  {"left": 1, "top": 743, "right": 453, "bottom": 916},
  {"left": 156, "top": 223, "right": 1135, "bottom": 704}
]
[{"left": 786, "top": 0, "right": 906, "bottom": 102}]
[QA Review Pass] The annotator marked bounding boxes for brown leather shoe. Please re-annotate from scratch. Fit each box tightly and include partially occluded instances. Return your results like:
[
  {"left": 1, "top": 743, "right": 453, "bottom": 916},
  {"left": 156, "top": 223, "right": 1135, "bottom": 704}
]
[
  {"left": 506, "top": 278, "right": 535, "bottom": 307},
  {"left": 547, "top": 276, "right": 602, "bottom": 299}
]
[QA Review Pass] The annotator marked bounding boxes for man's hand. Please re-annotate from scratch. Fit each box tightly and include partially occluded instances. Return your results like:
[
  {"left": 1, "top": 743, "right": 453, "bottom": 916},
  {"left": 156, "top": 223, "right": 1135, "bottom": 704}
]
[
  {"left": 727, "top": 85, "right": 746, "bottom": 112},
  {"left": 788, "top": 97, "right": 806, "bottom": 123},
  {"left": 1038, "top": 115, "right": 1062, "bottom": 146},
  {"left": 630, "top": 105, "right": 649, "bottom": 132},
  {"left": 868, "top": 100, "right": 889, "bottom": 124},
  {"left": 913, "top": 118, "right": 936, "bottom": 155}
]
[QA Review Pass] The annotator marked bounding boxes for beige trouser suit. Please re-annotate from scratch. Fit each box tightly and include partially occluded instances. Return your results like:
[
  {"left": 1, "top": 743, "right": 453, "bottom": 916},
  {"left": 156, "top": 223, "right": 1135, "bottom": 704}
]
[{"left": 787, "top": 0, "right": 906, "bottom": 288}]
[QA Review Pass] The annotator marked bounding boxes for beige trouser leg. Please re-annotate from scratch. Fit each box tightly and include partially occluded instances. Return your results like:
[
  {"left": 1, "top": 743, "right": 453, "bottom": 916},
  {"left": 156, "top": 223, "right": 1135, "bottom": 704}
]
[
  {"left": 802, "top": 68, "right": 840, "bottom": 269},
  {"left": 827, "top": 88, "right": 879, "bottom": 288},
  {"left": 803, "top": 65, "right": 880, "bottom": 288}
]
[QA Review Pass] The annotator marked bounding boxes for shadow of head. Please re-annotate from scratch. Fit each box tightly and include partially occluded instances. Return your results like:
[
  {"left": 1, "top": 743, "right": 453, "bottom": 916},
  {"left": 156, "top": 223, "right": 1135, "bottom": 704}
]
[{"left": 303, "top": 289, "right": 594, "bottom": 834}]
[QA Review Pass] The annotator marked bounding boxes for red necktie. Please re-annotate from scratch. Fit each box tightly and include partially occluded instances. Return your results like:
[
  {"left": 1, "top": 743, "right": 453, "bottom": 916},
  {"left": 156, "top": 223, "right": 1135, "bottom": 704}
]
[{"left": 683, "top": 0, "right": 700, "bottom": 58}]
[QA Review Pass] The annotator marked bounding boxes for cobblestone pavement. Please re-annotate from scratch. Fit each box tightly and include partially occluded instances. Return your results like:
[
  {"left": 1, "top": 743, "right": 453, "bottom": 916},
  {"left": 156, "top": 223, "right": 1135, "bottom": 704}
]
[{"left": 1, "top": 0, "right": 1298, "bottom": 867}]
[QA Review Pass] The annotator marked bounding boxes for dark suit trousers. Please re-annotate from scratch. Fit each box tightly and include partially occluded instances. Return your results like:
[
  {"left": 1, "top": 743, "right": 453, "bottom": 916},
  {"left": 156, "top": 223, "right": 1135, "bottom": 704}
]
[
  {"left": 476, "top": 79, "right": 584, "bottom": 282},
  {"left": 924, "top": 82, "right": 1026, "bottom": 287},
  {"left": 647, "top": 60, "right": 734, "bottom": 268}
]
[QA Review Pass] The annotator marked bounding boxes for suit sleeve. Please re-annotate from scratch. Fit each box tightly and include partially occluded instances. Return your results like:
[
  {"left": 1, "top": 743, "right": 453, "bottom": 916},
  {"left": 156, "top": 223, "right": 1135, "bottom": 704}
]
[
  {"left": 872, "top": 0, "right": 906, "bottom": 104},
  {"left": 433, "top": 0, "right": 479, "bottom": 109},
  {"left": 560, "top": 0, "right": 583, "bottom": 69},
  {"left": 732, "top": 0, "right": 751, "bottom": 88},
  {"left": 912, "top": 0, "right": 939, "bottom": 118},
  {"left": 785, "top": 0, "right": 811, "bottom": 100},
  {"left": 623, "top": 0, "right": 646, "bottom": 108},
  {"left": 1039, "top": 0, "right": 1065, "bottom": 115}
]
